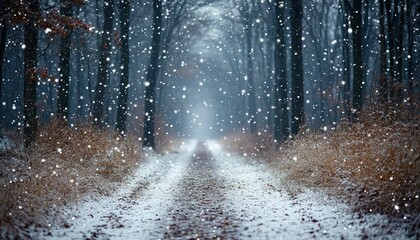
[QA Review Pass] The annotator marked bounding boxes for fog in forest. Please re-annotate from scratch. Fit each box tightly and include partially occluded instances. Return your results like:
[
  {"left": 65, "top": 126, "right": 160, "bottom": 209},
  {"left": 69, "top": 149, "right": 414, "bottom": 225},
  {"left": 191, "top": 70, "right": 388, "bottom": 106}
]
[
  {"left": 1, "top": 0, "right": 419, "bottom": 238},
  {"left": 0, "top": 0, "right": 416, "bottom": 146}
]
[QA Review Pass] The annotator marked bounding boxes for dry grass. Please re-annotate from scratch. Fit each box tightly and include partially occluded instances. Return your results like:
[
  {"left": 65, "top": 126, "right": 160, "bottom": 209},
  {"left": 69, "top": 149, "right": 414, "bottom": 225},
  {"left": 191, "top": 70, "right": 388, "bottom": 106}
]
[
  {"left": 221, "top": 132, "right": 276, "bottom": 158},
  {"left": 155, "top": 137, "right": 188, "bottom": 154},
  {"left": 223, "top": 105, "right": 419, "bottom": 234},
  {"left": 0, "top": 120, "right": 142, "bottom": 238}
]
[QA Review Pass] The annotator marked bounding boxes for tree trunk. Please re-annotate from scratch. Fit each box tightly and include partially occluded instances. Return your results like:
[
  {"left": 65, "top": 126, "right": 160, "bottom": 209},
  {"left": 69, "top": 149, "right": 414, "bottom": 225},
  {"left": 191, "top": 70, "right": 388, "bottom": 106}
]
[
  {"left": 0, "top": 21, "right": 6, "bottom": 127},
  {"left": 76, "top": 46, "right": 84, "bottom": 118},
  {"left": 0, "top": 24, "right": 5, "bottom": 75},
  {"left": 361, "top": 0, "right": 370, "bottom": 99},
  {"left": 0, "top": 0, "right": 6, "bottom": 127},
  {"left": 57, "top": 0, "right": 73, "bottom": 120},
  {"left": 274, "top": 0, "right": 288, "bottom": 143},
  {"left": 341, "top": 0, "right": 351, "bottom": 119},
  {"left": 395, "top": 0, "right": 405, "bottom": 102},
  {"left": 290, "top": 0, "right": 304, "bottom": 135},
  {"left": 246, "top": 13, "right": 257, "bottom": 134},
  {"left": 116, "top": 0, "right": 130, "bottom": 135},
  {"left": 93, "top": 0, "right": 114, "bottom": 128},
  {"left": 75, "top": 13, "right": 85, "bottom": 119},
  {"left": 385, "top": 0, "right": 395, "bottom": 100},
  {"left": 23, "top": 0, "right": 39, "bottom": 148},
  {"left": 351, "top": 0, "right": 363, "bottom": 120},
  {"left": 86, "top": 46, "right": 92, "bottom": 116},
  {"left": 379, "top": 0, "right": 388, "bottom": 104},
  {"left": 143, "top": 0, "right": 163, "bottom": 149},
  {"left": 0, "top": 0, "right": 6, "bottom": 77},
  {"left": 407, "top": 0, "right": 414, "bottom": 100}
]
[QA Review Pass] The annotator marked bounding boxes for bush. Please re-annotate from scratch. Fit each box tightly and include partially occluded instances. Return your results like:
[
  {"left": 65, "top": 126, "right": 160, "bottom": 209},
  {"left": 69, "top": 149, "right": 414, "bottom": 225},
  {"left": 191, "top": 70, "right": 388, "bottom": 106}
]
[
  {"left": 221, "top": 132, "right": 275, "bottom": 158},
  {"left": 223, "top": 106, "right": 419, "bottom": 235},
  {"left": 0, "top": 120, "right": 142, "bottom": 238}
]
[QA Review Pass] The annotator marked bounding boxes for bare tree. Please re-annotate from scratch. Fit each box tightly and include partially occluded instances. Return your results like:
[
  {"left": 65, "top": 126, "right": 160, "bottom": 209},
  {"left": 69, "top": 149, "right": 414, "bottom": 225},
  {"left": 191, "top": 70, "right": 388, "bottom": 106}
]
[
  {"left": 290, "top": 0, "right": 304, "bottom": 135},
  {"left": 274, "top": 0, "right": 288, "bottom": 142},
  {"left": 395, "top": 0, "right": 405, "bottom": 102},
  {"left": 351, "top": 0, "right": 363, "bottom": 120},
  {"left": 57, "top": 0, "right": 73, "bottom": 120},
  {"left": 407, "top": 0, "right": 415, "bottom": 101},
  {"left": 341, "top": 0, "right": 352, "bottom": 118},
  {"left": 116, "top": 0, "right": 131, "bottom": 135},
  {"left": 243, "top": 0, "right": 257, "bottom": 134},
  {"left": 379, "top": 0, "right": 388, "bottom": 104},
  {"left": 157, "top": 0, "right": 222, "bottom": 112},
  {"left": 385, "top": 0, "right": 395, "bottom": 100},
  {"left": 0, "top": 0, "right": 7, "bottom": 78},
  {"left": 143, "top": 0, "right": 163, "bottom": 149},
  {"left": 23, "top": 0, "right": 39, "bottom": 147},
  {"left": 231, "top": 0, "right": 258, "bottom": 134},
  {"left": 93, "top": 0, "right": 114, "bottom": 128},
  {"left": 0, "top": 1, "right": 8, "bottom": 131}
]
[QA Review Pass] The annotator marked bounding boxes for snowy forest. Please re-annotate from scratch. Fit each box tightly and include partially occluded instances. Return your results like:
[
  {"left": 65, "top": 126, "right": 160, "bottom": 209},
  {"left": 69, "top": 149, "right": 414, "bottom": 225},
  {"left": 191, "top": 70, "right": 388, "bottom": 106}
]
[{"left": 0, "top": 0, "right": 419, "bottom": 239}]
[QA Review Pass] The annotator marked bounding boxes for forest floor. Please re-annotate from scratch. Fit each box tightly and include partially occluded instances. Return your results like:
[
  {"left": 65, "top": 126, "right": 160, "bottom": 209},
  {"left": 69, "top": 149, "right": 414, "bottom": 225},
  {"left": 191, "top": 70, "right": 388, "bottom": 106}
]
[{"left": 33, "top": 140, "right": 410, "bottom": 239}]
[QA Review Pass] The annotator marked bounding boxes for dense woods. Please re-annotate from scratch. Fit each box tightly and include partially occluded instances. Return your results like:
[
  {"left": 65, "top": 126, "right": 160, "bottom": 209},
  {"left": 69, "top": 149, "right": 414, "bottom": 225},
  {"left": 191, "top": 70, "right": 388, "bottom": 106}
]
[
  {"left": 0, "top": 0, "right": 419, "bottom": 238},
  {"left": 0, "top": 0, "right": 418, "bottom": 148}
]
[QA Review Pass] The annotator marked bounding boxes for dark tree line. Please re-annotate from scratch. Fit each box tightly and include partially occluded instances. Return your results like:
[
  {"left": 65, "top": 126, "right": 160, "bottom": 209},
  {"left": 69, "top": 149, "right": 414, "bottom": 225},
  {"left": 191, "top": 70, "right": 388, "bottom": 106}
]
[
  {"left": 92, "top": 0, "right": 114, "bottom": 129},
  {"left": 289, "top": 0, "right": 304, "bottom": 136},
  {"left": 143, "top": 0, "right": 163, "bottom": 149},
  {"left": 0, "top": 0, "right": 419, "bottom": 149},
  {"left": 218, "top": 0, "right": 418, "bottom": 144},
  {"left": 0, "top": 0, "right": 223, "bottom": 149},
  {"left": 23, "top": 0, "right": 40, "bottom": 148},
  {"left": 116, "top": 0, "right": 131, "bottom": 135}
]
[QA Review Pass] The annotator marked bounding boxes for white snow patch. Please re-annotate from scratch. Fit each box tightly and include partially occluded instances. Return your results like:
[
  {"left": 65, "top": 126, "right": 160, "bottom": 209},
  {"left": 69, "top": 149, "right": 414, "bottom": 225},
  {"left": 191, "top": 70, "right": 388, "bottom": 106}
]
[
  {"left": 39, "top": 140, "right": 197, "bottom": 239},
  {"left": 208, "top": 140, "right": 408, "bottom": 239}
]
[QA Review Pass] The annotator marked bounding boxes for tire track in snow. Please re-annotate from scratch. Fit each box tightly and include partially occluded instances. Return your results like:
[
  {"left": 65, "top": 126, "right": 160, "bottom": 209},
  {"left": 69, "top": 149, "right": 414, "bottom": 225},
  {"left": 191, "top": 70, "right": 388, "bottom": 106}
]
[{"left": 161, "top": 142, "right": 240, "bottom": 239}]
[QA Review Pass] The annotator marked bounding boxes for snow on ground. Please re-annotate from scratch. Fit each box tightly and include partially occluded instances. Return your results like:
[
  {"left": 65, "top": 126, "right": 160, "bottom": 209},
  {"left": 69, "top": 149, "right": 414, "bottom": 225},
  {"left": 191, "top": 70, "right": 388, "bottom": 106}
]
[
  {"left": 37, "top": 140, "right": 197, "bottom": 239},
  {"left": 208, "top": 140, "right": 409, "bottom": 239},
  {"left": 34, "top": 139, "right": 410, "bottom": 239}
]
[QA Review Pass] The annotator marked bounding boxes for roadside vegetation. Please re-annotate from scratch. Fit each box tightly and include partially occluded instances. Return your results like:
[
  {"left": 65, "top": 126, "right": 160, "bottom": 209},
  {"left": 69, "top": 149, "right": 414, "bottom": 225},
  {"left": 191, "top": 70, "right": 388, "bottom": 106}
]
[
  {"left": 0, "top": 120, "right": 142, "bottom": 238},
  {"left": 222, "top": 104, "right": 419, "bottom": 236}
]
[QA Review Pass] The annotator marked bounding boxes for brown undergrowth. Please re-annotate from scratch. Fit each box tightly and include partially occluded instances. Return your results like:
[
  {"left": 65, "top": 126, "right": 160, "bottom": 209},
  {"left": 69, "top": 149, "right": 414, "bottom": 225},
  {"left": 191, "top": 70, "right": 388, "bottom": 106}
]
[
  {"left": 223, "top": 105, "right": 419, "bottom": 235},
  {"left": 221, "top": 132, "right": 275, "bottom": 158},
  {"left": 155, "top": 137, "right": 188, "bottom": 154},
  {"left": 0, "top": 120, "right": 142, "bottom": 238}
]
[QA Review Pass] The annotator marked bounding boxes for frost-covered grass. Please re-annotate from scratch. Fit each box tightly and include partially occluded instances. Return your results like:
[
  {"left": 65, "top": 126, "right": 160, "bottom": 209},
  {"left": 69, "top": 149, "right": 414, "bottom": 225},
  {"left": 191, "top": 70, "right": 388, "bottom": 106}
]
[
  {"left": 221, "top": 132, "right": 275, "bottom": 158},
  {"left": 0, "top": 120, "right": 142, "bottom": 238},
  {"left": 155, "top": 137, "right": 187, "bottom": 155},
  {"left": 222, "top": 106, "right": 419, "bottom": 236}
]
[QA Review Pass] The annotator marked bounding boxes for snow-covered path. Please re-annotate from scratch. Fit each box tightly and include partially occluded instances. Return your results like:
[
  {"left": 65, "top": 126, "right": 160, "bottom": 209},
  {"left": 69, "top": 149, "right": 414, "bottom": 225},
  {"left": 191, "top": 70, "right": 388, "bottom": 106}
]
[
  {"left": 38, "top": 140, "right": 405, "bottom": 239},
  {"left": 208, "top": 141, "right": 400, "bottom": 239},
  {"left": 38, "top": 141, "right": 197, "bottom": 239}
]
